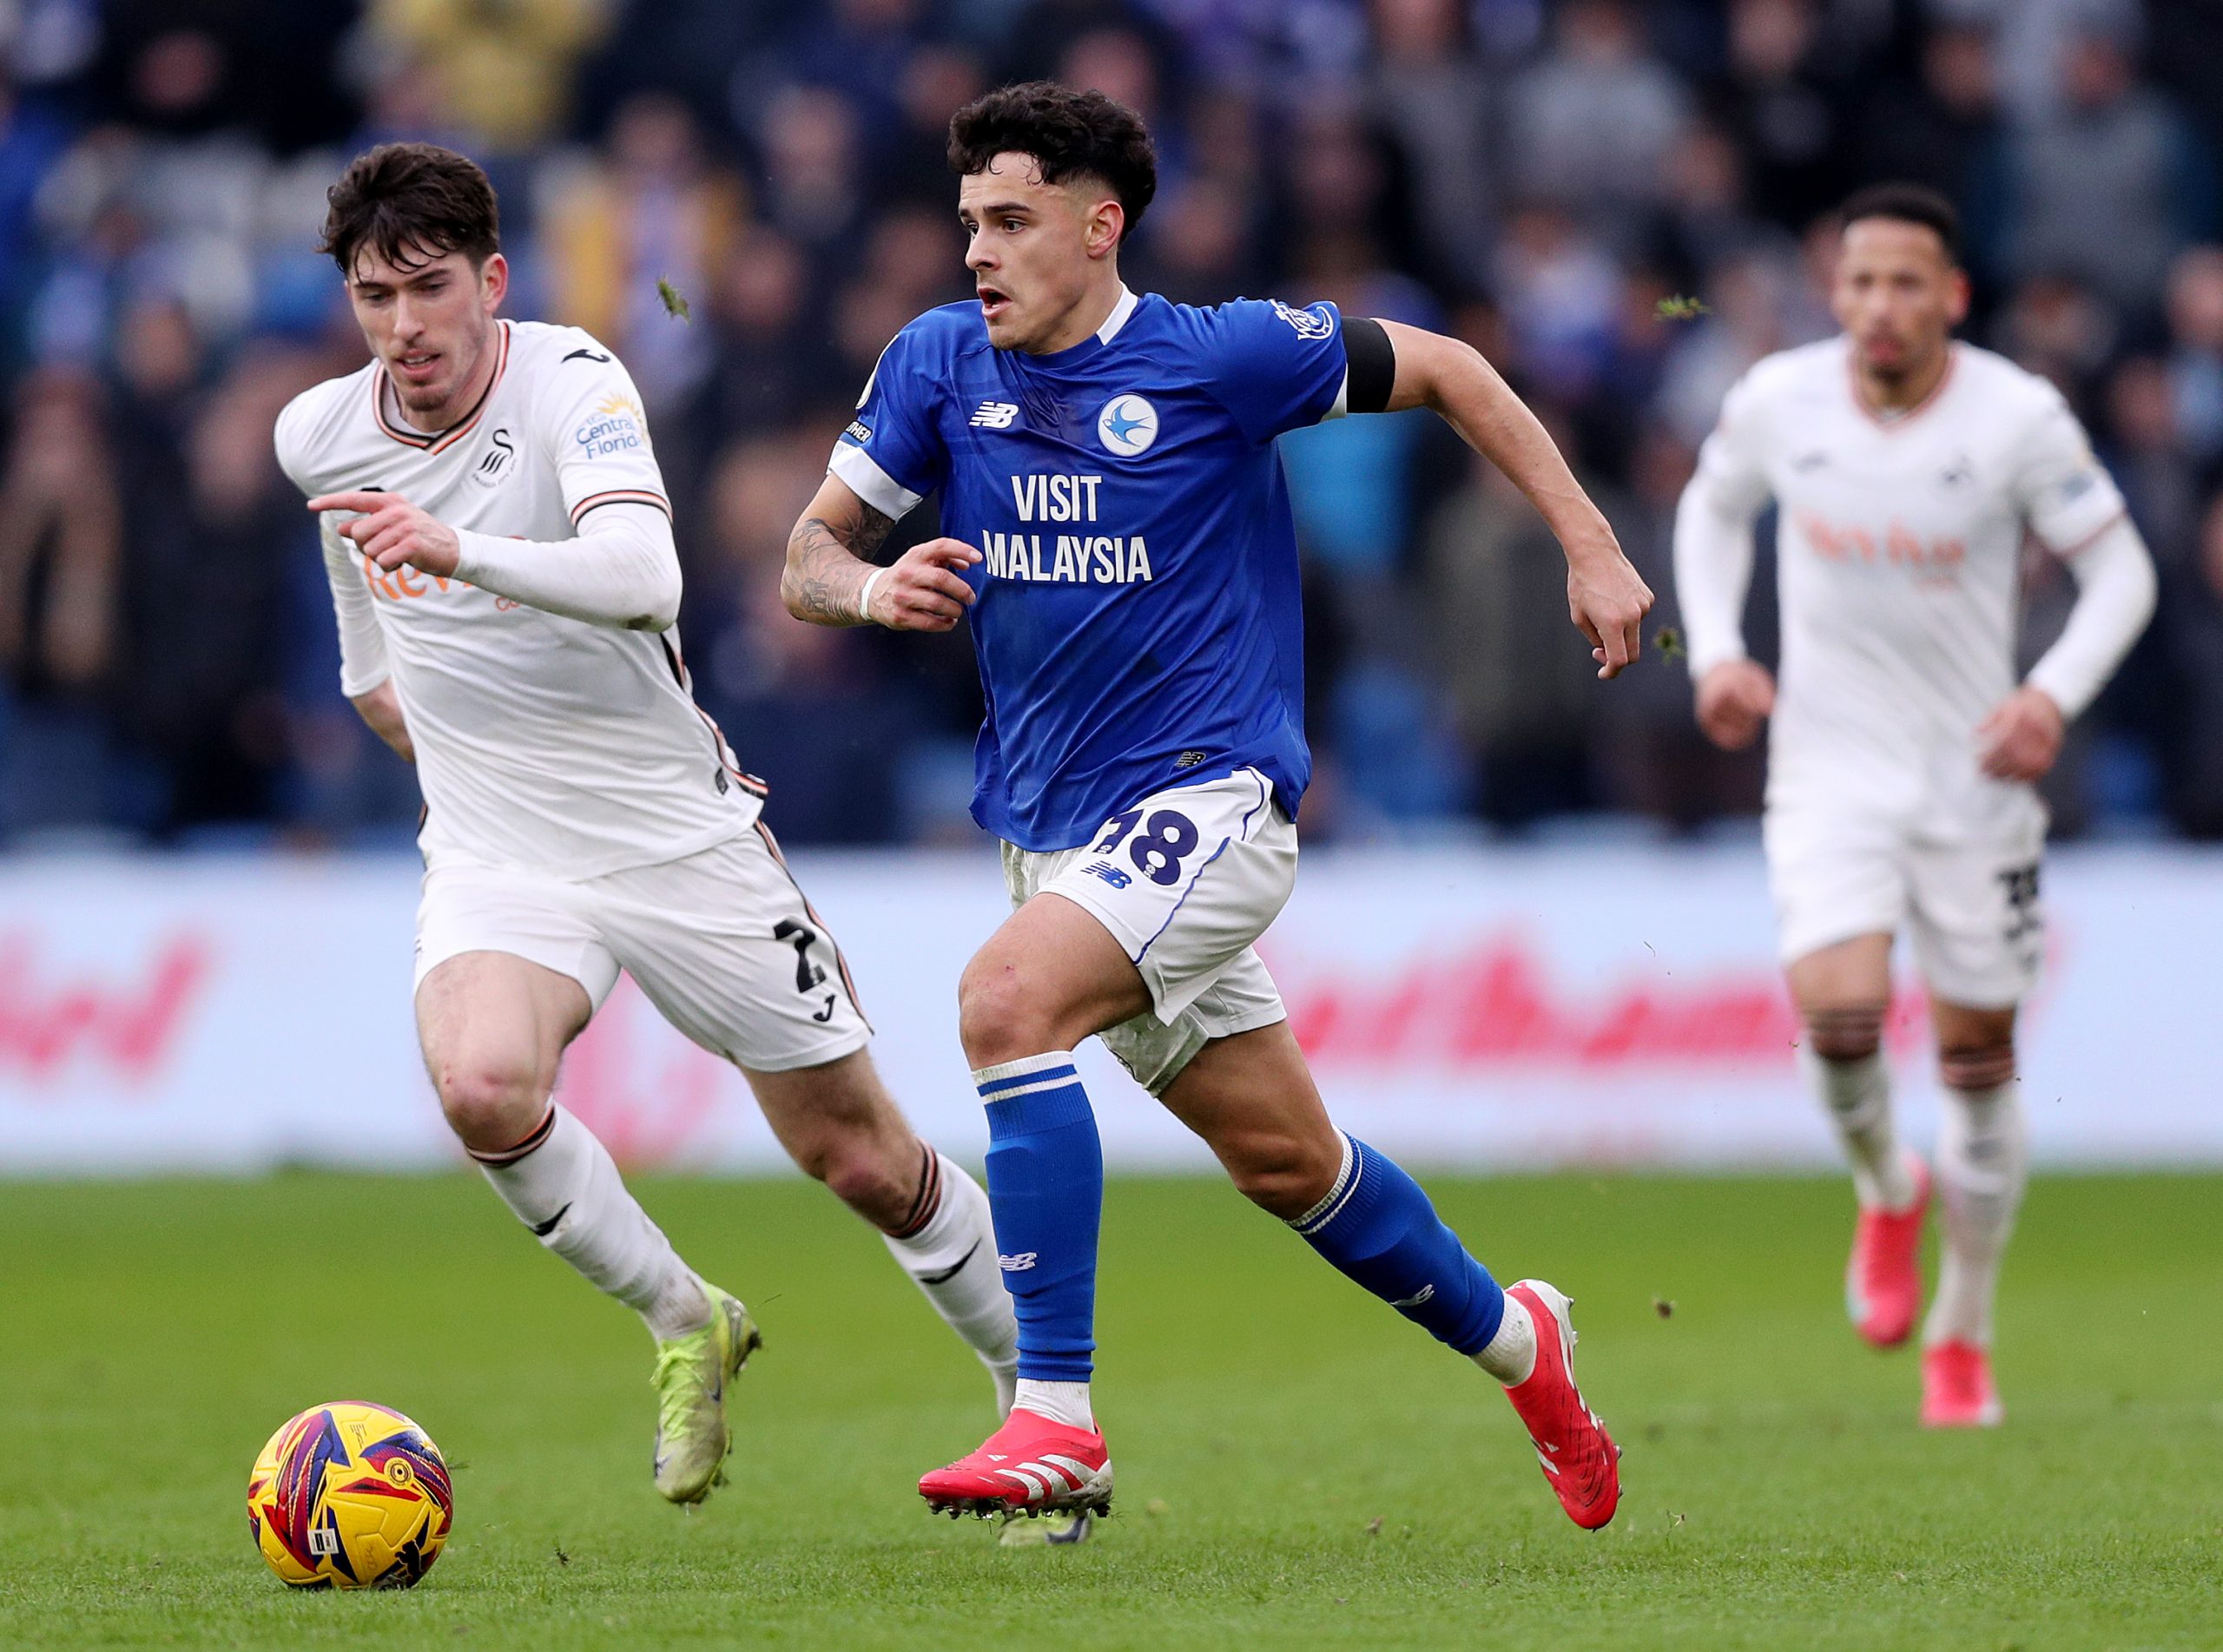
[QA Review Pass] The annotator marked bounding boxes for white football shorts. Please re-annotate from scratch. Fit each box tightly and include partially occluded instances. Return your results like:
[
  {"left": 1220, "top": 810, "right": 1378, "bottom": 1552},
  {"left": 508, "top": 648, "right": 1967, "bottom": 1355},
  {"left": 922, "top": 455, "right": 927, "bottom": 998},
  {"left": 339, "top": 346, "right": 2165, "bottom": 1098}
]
[
  {"left": 414, "top": 823, "right": 872, "bottom": 1072},
  {"left": 1002, "top": 766, "right": 1296, "bottom": 1094},
  {"left": 1764, "top": 792, "right": 2047, "bottom": 1009}
]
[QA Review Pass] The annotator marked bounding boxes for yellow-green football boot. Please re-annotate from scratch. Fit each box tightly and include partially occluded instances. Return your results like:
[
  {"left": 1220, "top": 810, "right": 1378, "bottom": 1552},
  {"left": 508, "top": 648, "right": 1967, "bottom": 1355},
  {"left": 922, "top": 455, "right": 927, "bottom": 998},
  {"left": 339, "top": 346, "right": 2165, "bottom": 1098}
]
[
  {"left": 997, "top": 1509, "right": 1095, "bottom": 1547},
  {"left": 650, "top": 1287, "right": 762, "bottom": 1504}
]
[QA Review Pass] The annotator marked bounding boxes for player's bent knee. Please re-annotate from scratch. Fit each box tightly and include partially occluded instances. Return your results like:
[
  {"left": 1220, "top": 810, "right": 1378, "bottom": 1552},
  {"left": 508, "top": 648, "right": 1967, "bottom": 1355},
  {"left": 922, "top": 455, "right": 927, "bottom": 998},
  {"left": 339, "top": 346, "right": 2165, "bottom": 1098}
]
[
  {"left": 1222, "top": 1130, "right": 1342, "bottom": 1221},
  {"left": 431, "top": 1062, "right": 550, "bottom": 1149},
  {"left": 956, "top": 955, "right": 1059, "bottom": 1068},
  {"left": 1939, "top": 1043, "right": 2016, "bottom": 1092},
  {"left": 805, "top": 1133, "right": 913, "bottom": 1221},
  {"left": 1804, "top": 1004, "right": 1887, "bottom": 1063}
]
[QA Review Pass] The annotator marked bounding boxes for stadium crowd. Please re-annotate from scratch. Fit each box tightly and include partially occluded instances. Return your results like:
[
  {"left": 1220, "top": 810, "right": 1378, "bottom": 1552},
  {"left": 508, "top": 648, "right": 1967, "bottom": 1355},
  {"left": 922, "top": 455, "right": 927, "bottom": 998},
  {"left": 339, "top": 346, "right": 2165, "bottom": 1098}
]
[{"left": 4, "top": 0, "right": 2223, "bottom": 847}]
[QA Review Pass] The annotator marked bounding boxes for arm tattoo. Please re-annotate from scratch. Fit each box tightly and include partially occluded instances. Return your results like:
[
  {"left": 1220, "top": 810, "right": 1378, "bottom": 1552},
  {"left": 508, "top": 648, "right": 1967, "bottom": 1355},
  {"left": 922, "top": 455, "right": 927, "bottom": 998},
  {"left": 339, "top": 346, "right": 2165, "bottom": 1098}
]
[{"left": 784, "top": 504, "right": 895, "bottom": 626}]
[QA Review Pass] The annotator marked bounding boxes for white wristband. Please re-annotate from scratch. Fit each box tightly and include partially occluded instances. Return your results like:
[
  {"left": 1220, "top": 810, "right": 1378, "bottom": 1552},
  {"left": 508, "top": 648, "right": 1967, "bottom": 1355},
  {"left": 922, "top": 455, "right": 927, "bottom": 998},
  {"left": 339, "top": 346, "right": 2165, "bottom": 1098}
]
[{"left": 858, "top": 566, "right": 889, "bottom": 626}]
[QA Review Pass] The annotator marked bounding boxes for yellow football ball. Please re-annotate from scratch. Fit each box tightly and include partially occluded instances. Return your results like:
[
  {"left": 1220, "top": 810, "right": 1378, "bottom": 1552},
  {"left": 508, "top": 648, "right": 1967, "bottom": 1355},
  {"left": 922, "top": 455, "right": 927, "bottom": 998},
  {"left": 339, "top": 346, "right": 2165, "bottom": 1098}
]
[{"left": 246, "top": 1402, "right": 453, "bottom": 1589}]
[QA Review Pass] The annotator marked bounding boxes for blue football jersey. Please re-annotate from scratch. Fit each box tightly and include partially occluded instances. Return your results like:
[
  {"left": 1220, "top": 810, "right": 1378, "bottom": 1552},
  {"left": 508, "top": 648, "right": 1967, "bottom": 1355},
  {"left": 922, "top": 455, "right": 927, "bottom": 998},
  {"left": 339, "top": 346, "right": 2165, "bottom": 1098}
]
[{"left": 829, "top": 287, "right": 1355, "bottom": 852}]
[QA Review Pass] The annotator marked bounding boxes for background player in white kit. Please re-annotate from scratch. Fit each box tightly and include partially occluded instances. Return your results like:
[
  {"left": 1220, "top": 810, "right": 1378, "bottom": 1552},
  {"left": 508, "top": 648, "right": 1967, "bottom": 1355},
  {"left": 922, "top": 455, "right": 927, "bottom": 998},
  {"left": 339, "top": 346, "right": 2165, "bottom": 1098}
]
[
  {"left": 272, "top": 143, "right": 1018, "bottom": 1506},
  {"left": 1673, "top": 185, "right": 2155, "bottom": 1426}
]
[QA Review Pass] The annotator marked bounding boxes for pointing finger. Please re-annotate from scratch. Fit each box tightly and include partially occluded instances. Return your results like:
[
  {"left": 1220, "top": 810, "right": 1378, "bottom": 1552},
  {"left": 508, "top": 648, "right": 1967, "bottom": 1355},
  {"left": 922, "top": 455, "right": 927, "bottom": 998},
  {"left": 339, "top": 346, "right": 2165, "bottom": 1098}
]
[{"left": 307, "top": 491, "right": 394, "bottom": 516}]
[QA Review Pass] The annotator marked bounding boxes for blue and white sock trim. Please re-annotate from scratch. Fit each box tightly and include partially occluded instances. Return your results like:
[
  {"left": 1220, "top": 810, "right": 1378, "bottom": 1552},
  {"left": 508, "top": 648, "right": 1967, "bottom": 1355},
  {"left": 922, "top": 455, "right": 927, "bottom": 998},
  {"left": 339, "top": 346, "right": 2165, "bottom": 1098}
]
[
  {"left": 974, "top": 1050, "right": 1082, "bottom": 1104},
  {"left": 1289, "top": 1133, "right": 1362, "bottom": 1237}
]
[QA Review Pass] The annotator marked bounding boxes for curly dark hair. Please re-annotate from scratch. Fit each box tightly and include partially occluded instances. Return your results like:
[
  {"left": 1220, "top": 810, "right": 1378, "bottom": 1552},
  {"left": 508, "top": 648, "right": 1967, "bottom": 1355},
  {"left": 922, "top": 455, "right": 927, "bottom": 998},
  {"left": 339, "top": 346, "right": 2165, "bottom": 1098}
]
[
  {"left": 318, "top": 142, "right": 500, "bottom": 277},
  {"left": 947, "top": 81, "right": 1158, "bottom": 238},
  {"left": 1839, "top": 182, "right": 1962, "bottom": 263}
]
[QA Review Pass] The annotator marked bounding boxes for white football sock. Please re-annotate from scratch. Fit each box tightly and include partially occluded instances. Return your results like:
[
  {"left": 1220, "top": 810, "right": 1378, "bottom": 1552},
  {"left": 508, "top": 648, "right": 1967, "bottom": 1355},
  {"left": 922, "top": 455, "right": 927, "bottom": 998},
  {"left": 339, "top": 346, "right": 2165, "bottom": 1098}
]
[
  {"left": 881, "top": 1150, "right": 1019, "bottom": 1413},
  {"left": 1800, "top": 1046, "right": 1916, "bottom": 1210},
  {"left": 474, "top": 1104, "right": 710, "bottom": 1342},
  {"left": 1013, "top": 1379, "right": 1094, "bottom": 1430},
  {"left": 1471, "top": 1293, "right": 1537, "bottom": 1385},
  {"left": 1924, "top": 1080, "right": 2028, "bottom": 1348}
]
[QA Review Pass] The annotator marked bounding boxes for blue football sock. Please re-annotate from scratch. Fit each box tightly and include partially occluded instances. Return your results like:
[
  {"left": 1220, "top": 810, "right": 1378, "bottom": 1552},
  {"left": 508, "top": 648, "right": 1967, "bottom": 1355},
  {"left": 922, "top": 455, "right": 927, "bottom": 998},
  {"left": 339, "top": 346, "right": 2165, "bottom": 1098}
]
[
  {"left": 1290, "top": 1134, "right": 1506, "bottom": 1356},
  {"left": 975, "top": 1051, "right": 1101, "bottom": 1384}
]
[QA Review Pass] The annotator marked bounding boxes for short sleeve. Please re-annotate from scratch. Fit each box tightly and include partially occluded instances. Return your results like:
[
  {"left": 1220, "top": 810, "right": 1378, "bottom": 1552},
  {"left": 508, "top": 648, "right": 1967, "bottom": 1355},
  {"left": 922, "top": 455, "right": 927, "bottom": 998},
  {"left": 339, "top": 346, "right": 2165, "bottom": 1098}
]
[
  {"left": 1690, "top": 367, "right": 1774, "bottom": 520},
  {"left": 829, "top": 323, "right": 947, "bottom": 521},
  {"left": 534, "top": 335, "right": 672, "bottom": 530},
  {"left": 1196, "top": 299, "right": 1353, "bottom": 444},
  {"left": 2011, "top": 385, "right": 2127, "bottom": 553}
]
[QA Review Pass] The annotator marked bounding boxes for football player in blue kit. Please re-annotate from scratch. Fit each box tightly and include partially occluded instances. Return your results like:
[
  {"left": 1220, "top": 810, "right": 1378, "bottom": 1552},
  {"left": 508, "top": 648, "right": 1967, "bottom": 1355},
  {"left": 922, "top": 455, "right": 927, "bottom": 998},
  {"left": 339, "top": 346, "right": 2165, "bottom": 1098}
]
[{"left": 781, "top": 82, "right": 1652, "bottom": 1530}]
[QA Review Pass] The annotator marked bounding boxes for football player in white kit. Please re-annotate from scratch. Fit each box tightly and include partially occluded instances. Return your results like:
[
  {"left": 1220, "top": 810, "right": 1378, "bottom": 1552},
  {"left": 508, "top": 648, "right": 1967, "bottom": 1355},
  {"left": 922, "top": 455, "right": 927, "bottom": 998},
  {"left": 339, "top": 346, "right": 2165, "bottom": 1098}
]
[
  {"left": 1673, "top": 185, "right": 2155, "bottom": 1426},
  {"left": 273, "top": 143, "right": 1019, "bottom": 1506}
]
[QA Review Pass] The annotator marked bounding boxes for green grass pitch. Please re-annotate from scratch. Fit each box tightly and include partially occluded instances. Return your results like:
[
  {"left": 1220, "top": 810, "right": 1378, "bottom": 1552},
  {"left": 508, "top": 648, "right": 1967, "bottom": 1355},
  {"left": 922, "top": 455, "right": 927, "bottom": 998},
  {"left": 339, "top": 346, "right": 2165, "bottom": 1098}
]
[{"left": 2, "top": 1170, "right": 2217, "bottom": 1649}]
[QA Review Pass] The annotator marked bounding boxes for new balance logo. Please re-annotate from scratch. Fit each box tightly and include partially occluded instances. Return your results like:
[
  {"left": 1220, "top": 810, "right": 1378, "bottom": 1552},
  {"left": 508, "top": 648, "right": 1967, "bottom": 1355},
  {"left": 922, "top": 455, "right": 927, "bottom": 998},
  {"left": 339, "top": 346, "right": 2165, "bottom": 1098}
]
[
  {"left": 970, "top": 401, "right": 1020, "bottom": 429},
  {"left": 998, "top": 1252, "right": 1038, "bottom": 1272},
  {"left": 1392, "top": 1285, "right": 1435, "bottom": 1308},
  {"left": 1084, "top": 861, "right": 1132, "bottom": 889}
]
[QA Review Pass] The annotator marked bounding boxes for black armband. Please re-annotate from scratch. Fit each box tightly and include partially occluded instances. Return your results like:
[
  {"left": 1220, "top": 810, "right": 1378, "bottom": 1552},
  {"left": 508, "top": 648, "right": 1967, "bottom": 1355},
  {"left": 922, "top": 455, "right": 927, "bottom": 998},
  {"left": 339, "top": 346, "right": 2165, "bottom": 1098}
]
[{"left": 1341, "top": 316, "right": 1396, "bottom": 415}]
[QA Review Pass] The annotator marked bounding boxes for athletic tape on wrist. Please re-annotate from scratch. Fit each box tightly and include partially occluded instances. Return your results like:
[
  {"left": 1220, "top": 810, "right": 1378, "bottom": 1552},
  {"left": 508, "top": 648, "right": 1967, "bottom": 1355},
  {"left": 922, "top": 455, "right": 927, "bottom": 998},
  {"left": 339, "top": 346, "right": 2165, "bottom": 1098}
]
[{"left": 858, "top": 567, "right": 889, "bottom": 625}]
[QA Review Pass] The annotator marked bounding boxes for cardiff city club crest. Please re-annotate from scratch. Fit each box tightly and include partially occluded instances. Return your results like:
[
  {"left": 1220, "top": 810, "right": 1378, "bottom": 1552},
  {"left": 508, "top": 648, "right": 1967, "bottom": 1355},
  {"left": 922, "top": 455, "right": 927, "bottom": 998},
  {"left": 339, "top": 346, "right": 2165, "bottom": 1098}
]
[{"left": 1098, "top": 393, "right": 1158, "bottom": 457}]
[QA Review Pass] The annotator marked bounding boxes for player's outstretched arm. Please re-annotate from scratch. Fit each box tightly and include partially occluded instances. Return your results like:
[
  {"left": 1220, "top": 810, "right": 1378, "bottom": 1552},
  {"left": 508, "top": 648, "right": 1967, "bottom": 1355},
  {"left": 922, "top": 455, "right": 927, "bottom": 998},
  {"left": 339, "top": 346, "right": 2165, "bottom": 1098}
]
[
  {"left": 1373, "top": 319, "right": 1652, "bottom": 678},
  {"left": 785, "top": 474, "right": 981, "bottom": 632}
]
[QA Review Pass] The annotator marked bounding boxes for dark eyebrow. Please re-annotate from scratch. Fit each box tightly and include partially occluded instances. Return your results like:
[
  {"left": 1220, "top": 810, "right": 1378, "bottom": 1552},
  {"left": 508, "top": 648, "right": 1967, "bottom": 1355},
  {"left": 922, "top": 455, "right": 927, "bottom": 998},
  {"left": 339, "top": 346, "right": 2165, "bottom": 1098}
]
[
  {"left": 963, "top": 200, "right": 1033, "bottom": 220},
  {"left": 352, "top": 264, "right": 454, "bottom": 293}
]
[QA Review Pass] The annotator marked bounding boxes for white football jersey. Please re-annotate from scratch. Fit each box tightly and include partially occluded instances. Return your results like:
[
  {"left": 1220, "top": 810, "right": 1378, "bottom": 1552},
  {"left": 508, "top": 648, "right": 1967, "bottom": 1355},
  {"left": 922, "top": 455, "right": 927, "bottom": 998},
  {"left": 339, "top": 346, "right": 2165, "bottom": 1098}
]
[
  {"left": 1690, "top": 337, "right": 2127, "bottom": 827},
  {"left": 275, "top": 319, "right": 763, "bottom": 879}
]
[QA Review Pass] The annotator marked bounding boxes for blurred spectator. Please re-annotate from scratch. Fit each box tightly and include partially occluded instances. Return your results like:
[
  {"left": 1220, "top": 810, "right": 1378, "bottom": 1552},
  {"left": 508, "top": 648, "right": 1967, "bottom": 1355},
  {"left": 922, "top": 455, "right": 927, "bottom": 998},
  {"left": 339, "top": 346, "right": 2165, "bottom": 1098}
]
[
  {"left": 1589, "top": 422, "right": 1771, "bottom": 828},
  {"left": 752, "top": 82, "right": 867, "bottom": 266},
  {"left": 2102, "top": 353, "right": 2201, "bottom": 565},
  {"left": 542, "top": 92, "right": 744, "bottom": 411},
  {"left": 0, "top": 366, "right": 118, "bottom": 833},
  {"left": 0, "top": 58, "right": 72, "bottom": 374},
  {"left": 1654, "top": 247, "right": 1811, "bottom": 446},
  {"left": 1645, "top": 120, "right": 1772, "bottom": 294},
  {"left": 1857, "top": 23, "right": 2004, "bottom": 271},
  {"left": 1363, "top": 0, "right": 1494, "bottom": 291},
  {"left": 1706, "top": 0, "right": 1854, "bottom": 231},
  {"left": 1493, "top": 202, "right": 1626, "bottom": 404},
  {"left": 89, "top": 1, "right": 359, "bottom": 149},
  {"left": 689, "top": 431, "right": 909, "bottom": 841},
  {"left": 2000, "top": 22, "right": 2218, "bottom": 313},
  {"left": 1989, "top": 271, "right": 2117, "bottom": 403},
  {"left": 0, "top": 366, "right": 116, "bottom": 700},
  {"left": 874, "top": 43, "right": 990, "bottom": 210},
  {"left": 110, "top": 355, "right": 301, "bottom": 834},
  {"left": 788, "top": 0, "right": 930, "bottom": 145},
  {"left": 367, "top": 0, "right": 611, "bottom": 151},
  {"left": 1421, "top": 430, "right": 1618, "bottom": 827},
  {"left": 1128, "top": 170, "right": 1262, "bottom": 306},
  {"left": 2162, "top": 491, "right": 2223, "bottom": 837},
  {"left": 686, "top": 228, "right": 832, "bottom": 444},
  {"left": 1506, "top": 0, "right": 1690, "bottom": 237},
  {"left": 2165, "top": 246, "right": 2223, "bottom": 468}
]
